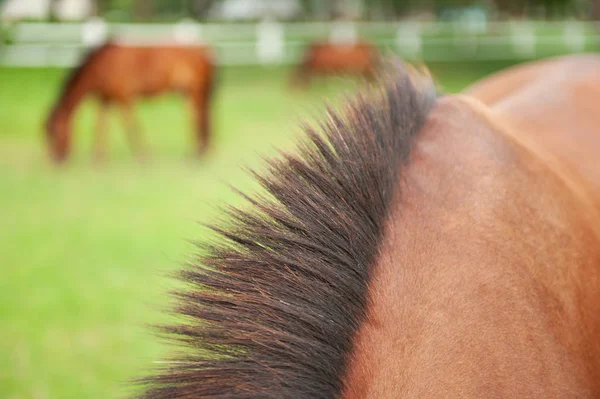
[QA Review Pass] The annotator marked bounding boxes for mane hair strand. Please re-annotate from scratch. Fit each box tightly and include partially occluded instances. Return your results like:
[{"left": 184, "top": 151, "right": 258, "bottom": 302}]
[{"left": 139, "top": 61, "right": 437, "bottom": 399}]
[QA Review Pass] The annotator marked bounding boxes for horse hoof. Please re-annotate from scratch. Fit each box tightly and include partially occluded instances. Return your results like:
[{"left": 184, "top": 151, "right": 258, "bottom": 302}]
[
  {"left": 197, "top": 146, "right": 210, "bottom": 157},
  {"left": 136, "top": 153, "right": 151, "bottom": 164},
  {"left": 92, "top": 153, "right": 107, "bottom": 165}
]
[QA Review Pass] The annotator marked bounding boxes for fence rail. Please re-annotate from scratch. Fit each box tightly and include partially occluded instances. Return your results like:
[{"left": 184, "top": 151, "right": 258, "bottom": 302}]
[{"left": 1, "top": 20, "right": 599, "bottom": 67}]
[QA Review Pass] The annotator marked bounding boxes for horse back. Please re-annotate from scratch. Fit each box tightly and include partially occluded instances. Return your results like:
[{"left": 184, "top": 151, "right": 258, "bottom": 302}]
[
  {"left": 304, "top": 41, "right": 378, "bottom": 72},
  {"left": 94, "top": 44, "right": 215, "bottom": 98},
  {"left": 466, "top": 54, "right": 600, "bottom": 201},
  {"left": 341, "top": 94, "right": 600, "bottom": 398}
]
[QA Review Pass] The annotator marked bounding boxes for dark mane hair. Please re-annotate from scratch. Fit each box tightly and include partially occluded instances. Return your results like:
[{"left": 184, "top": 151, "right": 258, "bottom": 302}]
[
  {"left": 139, "top": 63, "right": 437, "bottom": 398},
  {"left": 53, "top": 40, "right": 114, "bottom": 108}
]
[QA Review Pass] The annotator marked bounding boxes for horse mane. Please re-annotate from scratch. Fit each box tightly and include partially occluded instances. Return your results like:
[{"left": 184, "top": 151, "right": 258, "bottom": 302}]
[
  {"left": 53, "top": 40, "right": 114, "bottom": 107},
  {"left": 139, "top": 62, "right": 437, "bottom": 398}
]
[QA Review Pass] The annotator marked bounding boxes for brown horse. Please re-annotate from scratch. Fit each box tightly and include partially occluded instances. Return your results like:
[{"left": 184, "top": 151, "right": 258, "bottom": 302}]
[
  {"left": 45, "top": 41, "right": 216, "bottom": 163},
  {"left": 138, "top": 55, "right": 600, "bottom": 398},
  {"left": 291, "top": 40, "right": 380, "bottom": 88}
]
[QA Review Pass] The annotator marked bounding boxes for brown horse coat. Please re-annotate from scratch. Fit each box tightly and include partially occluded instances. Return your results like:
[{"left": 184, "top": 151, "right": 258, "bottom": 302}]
[
  {"left": 139, "top": 55, "right": 600, "bottom": 398},
  {"left": 292, "top": 41, "right": 380, "bottom": 87},
  {"left": 46, "top": 41, "right": 216, "bottom": 162},
  {"left": 343, "top": 54, "right": 600, "bottom": 397},
  {"left": 465, "top": 54, "right": 600, "bottom": 200}
]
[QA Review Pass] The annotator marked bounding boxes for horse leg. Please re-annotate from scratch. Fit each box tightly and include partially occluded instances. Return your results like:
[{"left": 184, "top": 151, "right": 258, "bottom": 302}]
[
  {"left": 92, "top": 100, "right": 109, "bottom": 163},
  {"left": 291, "top": 64, "right": 311, "bottom": 89},
  {"left": 191, "top": 85, "right": 212, "bottom": 157},
  {"left": 118, "top": 101, "right": 148, "bottom": 162}
]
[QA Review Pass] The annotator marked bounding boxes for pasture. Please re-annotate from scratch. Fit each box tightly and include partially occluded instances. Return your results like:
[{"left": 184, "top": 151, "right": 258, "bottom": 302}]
[{"left": 0, "top": 60, "right": 517, "bottom": 398}]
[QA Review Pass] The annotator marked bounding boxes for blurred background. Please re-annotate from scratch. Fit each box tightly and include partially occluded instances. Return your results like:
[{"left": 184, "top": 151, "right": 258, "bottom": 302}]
[{"left": 1, "top": 1, "right": 598, "bottom": 398}]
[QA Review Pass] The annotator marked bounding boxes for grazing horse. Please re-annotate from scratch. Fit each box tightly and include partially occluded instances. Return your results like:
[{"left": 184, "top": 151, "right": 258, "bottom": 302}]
[
  {"left": 45, "top": 41, "right": 216, "bottom": 163},
  {"left": 139, "top": 55, "right": 600, "bottom": 398},
  {"left": 291, "top": 41, "right": 380, "bottom": 88}
]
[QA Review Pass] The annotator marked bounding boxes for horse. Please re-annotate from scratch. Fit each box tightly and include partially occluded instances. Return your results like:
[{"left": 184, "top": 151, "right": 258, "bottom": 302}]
[
  {"left": 291, "top": 40, "right": 380, "bottom": 88},
  {"left": 45, "top": 40, "right": 216, "bottom": 163},
  {"left": 138, "top": 54, "right": 600, "bottom": 398},
  {"left": 464, "top": 54, "right": 600, "bottom": 200}
]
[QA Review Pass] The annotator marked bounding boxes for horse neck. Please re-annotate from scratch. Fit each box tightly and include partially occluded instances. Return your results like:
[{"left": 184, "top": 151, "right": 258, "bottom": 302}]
[
  {"left": 340, "top": 96, "right": 600, "bottom": 398},
  {"left": 51, "top": 65, "right": 96, "bottom": 124}
]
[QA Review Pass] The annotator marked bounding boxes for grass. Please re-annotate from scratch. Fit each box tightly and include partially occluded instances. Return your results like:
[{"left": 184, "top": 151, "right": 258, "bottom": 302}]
[{"left": 0, "top": 60, "right": 528, "bottom": 398}]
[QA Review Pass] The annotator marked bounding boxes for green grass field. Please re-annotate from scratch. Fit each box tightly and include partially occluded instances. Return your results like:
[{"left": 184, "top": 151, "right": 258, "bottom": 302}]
[{"left": 0, "top": 60, "right": 523, "bottom": 398}]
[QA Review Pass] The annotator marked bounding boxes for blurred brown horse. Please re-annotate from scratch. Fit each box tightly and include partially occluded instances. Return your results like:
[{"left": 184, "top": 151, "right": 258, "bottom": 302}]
[
  {"left": 139, "top": 55, "right": 600, "bottom": 398},
  {"left": 291, "top": 40, "right": 380, "bottom": 87},
  {"left": 46, "top": 41, "right": 216, "bottom": 163}
]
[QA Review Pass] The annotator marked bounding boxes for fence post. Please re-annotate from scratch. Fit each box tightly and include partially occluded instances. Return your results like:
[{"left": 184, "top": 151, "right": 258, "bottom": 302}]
[
  {"left": 329, "top": 21, "right": 357, "bottom": 45},
  {"left": 173, "top": 18, "right": 202, "bottom": 44},
  {"left": 452, "top": 10, "right": 487, "bottom": 59},
  {"left": 563, "top": 20, "right": 585, "bottom": 53},
  {"left": 510, "top": 21, "right": 535, "bottom": 57},
  {"left": 396, "top": 21, "right": 422, "bottom": 59},
  {"left": 256, "top": 18, "right": 284, "bottom": 65},
  {"left": 81, "top": 17, "right": 107, "bottom": 46}
]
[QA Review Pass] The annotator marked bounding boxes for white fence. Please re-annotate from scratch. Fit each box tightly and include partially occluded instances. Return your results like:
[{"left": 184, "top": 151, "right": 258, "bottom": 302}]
[{"left": 1, "top": 19, "right": 598, "bottom": 67}]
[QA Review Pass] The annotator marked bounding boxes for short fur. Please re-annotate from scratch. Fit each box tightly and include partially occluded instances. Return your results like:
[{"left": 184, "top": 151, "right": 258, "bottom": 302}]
[
  {"left": 53, "top": 41, "right": 114, "bottom": 108},
  {"left": 139, "top": 63, "right": 437, "bottom": 398}
]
